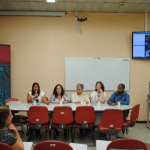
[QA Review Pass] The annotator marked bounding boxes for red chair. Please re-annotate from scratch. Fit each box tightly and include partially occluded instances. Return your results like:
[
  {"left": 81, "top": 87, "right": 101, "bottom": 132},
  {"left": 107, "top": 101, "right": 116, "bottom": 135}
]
[
  {"left": 106, "top": 138, "right": 147, "bottom": 150},
  {"left": 73, "top": 106, "right": 95, "bottom": 146},
  {"left": 5, "top": 98, "right": 28, "bottom": 120},
  {"left": 28, "top": 106, "right": 50, "bottom": 141},
  {"left": 0, "top": 142, "right": 13, "bottom": 150},
  {"left": 33, "top": 141, "right": 73, "bottom": 150},
  {"left": 97, "top": 109, "right": 123, "bottom": 140},
  {"left": 123, "top": 104, "right": 140, "bottom": 134},
  {"left": 51, "top": 106, "right": 73, "bottom": 140}
]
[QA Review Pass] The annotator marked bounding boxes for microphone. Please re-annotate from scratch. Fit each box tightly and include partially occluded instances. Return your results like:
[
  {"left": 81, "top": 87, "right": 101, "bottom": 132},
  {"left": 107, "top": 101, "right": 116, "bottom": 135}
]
[{"left": 35, "top": 91, "right": 37, "bottom": 93}]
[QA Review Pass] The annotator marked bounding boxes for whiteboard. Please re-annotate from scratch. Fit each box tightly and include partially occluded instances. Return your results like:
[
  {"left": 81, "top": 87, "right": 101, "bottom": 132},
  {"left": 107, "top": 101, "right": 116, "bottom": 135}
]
[{"left": 65, "top": 58, "right": 130, "bottom": 91}]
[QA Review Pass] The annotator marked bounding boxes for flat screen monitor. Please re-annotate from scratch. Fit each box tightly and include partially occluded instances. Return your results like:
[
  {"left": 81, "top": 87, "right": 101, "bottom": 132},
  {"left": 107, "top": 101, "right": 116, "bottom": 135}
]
[{"left": 132, "top": 32, "right": 150, "bottom": 59}]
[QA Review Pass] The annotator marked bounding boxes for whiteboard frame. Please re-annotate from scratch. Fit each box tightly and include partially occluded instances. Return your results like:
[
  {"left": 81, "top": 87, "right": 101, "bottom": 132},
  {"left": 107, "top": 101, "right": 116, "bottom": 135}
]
[{"left": 65, "top": 58, "right": 130, "bottom": 91}]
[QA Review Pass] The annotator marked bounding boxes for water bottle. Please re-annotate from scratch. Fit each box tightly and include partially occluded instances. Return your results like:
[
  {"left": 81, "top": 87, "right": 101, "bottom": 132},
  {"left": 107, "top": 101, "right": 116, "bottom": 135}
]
[{"left": 91, "top": 96, "right": 96, "bottom": 106}]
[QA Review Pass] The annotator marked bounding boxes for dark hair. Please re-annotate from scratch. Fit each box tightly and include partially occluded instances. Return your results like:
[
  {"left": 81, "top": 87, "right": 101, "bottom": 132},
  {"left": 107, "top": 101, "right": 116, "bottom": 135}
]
[
  {"left": 0, "top": 105, "right": 10, "bottom": 129},
  {"left": 53, "top": 84, "right": 65, "bottom": 98},
  {"left": 119, "top": 83, "right": 125, "bottom": 89},
  {"left": 95, "top": 81, "right": 105, "bottom": 92},
  {"left": 32, "top": 82, "right": 41, "bottom": 96}
]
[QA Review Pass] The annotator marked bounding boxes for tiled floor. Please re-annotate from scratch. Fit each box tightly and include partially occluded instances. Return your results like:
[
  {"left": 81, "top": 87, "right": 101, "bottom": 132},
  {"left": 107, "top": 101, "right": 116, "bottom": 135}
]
[{"left": 19, "top": 123, "right": 150, "bottom": 150}]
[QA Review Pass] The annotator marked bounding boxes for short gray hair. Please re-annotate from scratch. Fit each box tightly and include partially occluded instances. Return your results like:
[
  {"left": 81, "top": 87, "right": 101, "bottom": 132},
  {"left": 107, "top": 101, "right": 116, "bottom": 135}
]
[{"left": 76, "top": 83, "right": 84, "bottom": 89}]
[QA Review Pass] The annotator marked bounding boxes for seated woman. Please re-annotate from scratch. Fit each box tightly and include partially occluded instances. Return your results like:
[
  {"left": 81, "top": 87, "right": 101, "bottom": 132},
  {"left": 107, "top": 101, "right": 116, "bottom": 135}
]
[
  {"left": 50, "top": 84, "right": 69, "bottom": 135},
  {"left": 27, "top": 82, "right": 49, "bottom": 104},
  {"left": 91, "top": 81, "right": 106, "bottom": 103},
  {"left": 50, "top": 84, "right": 70, "bottom": 104},
  {"left": 0, "top": 105, "right": 24, "bottom": 150}
]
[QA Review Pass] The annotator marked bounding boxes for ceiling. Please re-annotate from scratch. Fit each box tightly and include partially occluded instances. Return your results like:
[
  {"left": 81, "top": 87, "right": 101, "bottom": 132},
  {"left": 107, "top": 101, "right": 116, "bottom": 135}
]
[{"left": 0, "top": 0, "right": 150, "bottom": 14}]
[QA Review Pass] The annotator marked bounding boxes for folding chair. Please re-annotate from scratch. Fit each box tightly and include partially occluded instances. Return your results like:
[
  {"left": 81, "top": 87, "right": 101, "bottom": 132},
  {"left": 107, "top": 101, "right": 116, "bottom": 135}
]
[
  {"left": 73, "top": 106, "right": 95, "bottom": 146},
  {"left": 106, "top": 138, "right": 147, "bottom": 150},
  {"left": 123, "top": 104, "right": 140, "bottom": 134},
  {"left": 0, "top": 142, "right": 13, "bottom": 150},
  {"left": 28, "top": 106, "right": 50, "bottom": 141},
  {"left": 50, "top": 106, "right": 73, "bottom": 141},
  {"left": 33, "top": 141, "right": 73, "bottom": 150},
  {"left": 98, "top": 109, "right": 123, "bottom": 140}
]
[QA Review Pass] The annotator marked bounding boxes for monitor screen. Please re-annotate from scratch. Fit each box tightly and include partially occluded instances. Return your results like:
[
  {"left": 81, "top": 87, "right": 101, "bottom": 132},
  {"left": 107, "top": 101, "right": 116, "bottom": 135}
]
[{"left": 132, "top": 32, "right": 150, "bottom": 59}]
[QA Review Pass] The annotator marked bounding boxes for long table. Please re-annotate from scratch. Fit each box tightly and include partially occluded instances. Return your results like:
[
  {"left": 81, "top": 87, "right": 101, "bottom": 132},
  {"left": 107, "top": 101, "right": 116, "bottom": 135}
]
[{"left": 7, "top": 102, "right": 132, "bottom": 112}]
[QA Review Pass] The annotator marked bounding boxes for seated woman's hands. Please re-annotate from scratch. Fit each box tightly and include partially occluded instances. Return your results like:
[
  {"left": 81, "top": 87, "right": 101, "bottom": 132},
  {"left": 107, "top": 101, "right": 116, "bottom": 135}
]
[{"left": 8, "top": 124, "right": 17, "bottom": 135}]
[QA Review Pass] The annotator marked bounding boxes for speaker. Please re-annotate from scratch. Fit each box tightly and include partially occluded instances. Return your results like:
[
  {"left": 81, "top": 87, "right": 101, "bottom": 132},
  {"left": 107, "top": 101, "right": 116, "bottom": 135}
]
[{"left": 0, "top": 44, "right": 11, "bottom": 105}]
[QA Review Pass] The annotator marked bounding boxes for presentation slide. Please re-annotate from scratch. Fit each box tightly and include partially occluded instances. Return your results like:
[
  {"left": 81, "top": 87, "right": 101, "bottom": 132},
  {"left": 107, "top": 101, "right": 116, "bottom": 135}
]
[{"left": 133, "top": 32, "right": 150, "bottom": 58}]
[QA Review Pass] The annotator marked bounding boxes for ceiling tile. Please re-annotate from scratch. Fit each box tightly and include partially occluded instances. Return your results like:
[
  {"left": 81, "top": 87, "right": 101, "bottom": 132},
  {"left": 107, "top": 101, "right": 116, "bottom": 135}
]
[
  {"left": 0, "top": 3, "right": 5, "bottom": 10},
  {"left": 0, "top": 2, "right": 14, "bottom": 10},
  {"left": 76, "top": 0, "right": 86, "bottom": 2},
  {"left": 56, "top": 3, "right": 65, "bottom": 11},
  {"left": 47, "top": 3, "right": 56, "bottom": 10},
  {"left": 91, "top": 4, "right": 101, "bottom": 12},
  {"left": 102, "top": 3, "right": 112, "bottom": 7},
  {"left": 108, "top": 3, "right": 120, "bottom": 12},
  {"left": 28, "top": 2, "right": 41, "bottom": 10},
  {"left": 144, "top": 0, "right": 150, "bottom": 3},
  {"left": 83, "top": 3, "right": 92, "bottom": 11},
  {"left": 75, "top": 3, "right": 85, "bottom": 11},
  {"left": 9, "top": 2, "right": 23, "bottom": 10},
  {"left": 18, "top": 2, "right": 31, "bottom": 10},
  {"left": 38, "top": 2, "right": 49, "bottom": 10},
  {"left": 65, "top": 2, "right": 74, "bottom": 11}
]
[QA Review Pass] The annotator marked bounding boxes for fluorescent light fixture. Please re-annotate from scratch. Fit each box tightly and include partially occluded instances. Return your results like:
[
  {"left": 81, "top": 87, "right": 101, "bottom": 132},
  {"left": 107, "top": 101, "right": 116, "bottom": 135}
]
[
  {"left": 0, "top": 11, "right": 65, "bottom": 16},
  {"left": 46, "top": 0, "right": 57, "bottom": 2}
]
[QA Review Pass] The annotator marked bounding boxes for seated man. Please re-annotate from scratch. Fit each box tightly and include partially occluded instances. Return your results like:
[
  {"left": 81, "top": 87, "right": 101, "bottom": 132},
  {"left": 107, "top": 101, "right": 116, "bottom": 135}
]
[
  {"left": 107, "top": 83, "right": 130, "bottom": 118},
  {"left": 71, "top": 83, "right": 90, "bottom": 104}
]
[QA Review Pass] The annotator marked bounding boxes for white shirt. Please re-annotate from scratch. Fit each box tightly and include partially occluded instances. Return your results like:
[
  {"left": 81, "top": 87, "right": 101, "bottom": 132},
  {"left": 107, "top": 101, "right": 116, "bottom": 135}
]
[
  {"left": 91, "top": 91, "right": 106, "bottom": 101},
  {"left": 28, "top": 91, "right": 45, "bottom": 103},
  {"left": 71, "top": 92, "right": 90, "bottom": 103}
]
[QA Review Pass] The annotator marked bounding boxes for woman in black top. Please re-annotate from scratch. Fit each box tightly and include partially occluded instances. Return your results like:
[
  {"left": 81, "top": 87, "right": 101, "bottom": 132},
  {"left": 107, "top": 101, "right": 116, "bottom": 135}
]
[{"left": 0, "top": 105, "right": 24, "bottom": 150}]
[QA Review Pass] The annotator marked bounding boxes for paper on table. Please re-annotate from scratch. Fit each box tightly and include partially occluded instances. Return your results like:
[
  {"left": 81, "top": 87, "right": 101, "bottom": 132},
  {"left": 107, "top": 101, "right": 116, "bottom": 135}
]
[
  {"left": 96, "top": 140, "right": 111, "bottom": 150},
  {"left": 70, "top": 143, "right": 87, "bottom": 150}
]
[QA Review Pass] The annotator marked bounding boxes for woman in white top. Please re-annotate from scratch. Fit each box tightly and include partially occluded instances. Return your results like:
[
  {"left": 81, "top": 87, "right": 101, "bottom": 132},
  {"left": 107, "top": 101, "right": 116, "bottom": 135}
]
[
  {"left": 27, "top": 82, "right": 49, "bottom": 104},
  {"left": 91, "top": 81, "right": 106, "bottom": 103}
]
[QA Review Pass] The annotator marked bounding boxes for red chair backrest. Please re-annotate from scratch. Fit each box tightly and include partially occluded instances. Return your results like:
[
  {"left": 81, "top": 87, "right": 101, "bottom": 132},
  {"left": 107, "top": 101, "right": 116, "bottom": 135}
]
[
  {"left": 33, "top": 141, "right": 73, "bottom": 150},
  {"left": 0, "top": 142, "right": 13, "bottom": 150},
  {"left": 75, "top": 106, "right": 95, "bottom": 124},
  {"left": 130, "top": 104, "right": 140, "bottom": 123},
  {"left": 101, "top": 109, "right": 123, "bottom": 128},
  {"left": 28, "top": 106, "right": 49, "bottom": 124},
  {"left": 106, "top": 138, "right": 147, "bottom": 150},
  {"left": 4, "top": 98, "right": 19, "bottom": 105},
  {"left": 52, "top": 106, "right": 73, "bottom": 124}
]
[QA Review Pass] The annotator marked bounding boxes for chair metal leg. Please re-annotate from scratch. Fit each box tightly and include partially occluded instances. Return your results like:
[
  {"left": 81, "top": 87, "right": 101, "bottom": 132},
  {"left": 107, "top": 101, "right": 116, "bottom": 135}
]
[
  {"left": 92, "top": 129, "right": 95, "bottom": 146},
  {"left": 73, "top": 127, "right": 75, "bottom": 143},
  {"left": 116, "top": 133, "right": 118, "bottom": 139},
  {"left": 28, "top": 128, "right": 31, "bottom": 141},
  {"left": 88, "top": 128, "right": 95, "bottom": 147},
  {"left": 126, "top": 127, "right": 129, "bottom": 134},
  {"left": 52, "top": 127, "right": 55, "bottom": 140},
  {"left": 71, "top": 127, "right": 73, "bottom": 143},
  {"left": 22, "top": 125, "right": 26, "bottom": 141},
  {"left": 98, "top": 130, "right": 100, "bottom": 138}
]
